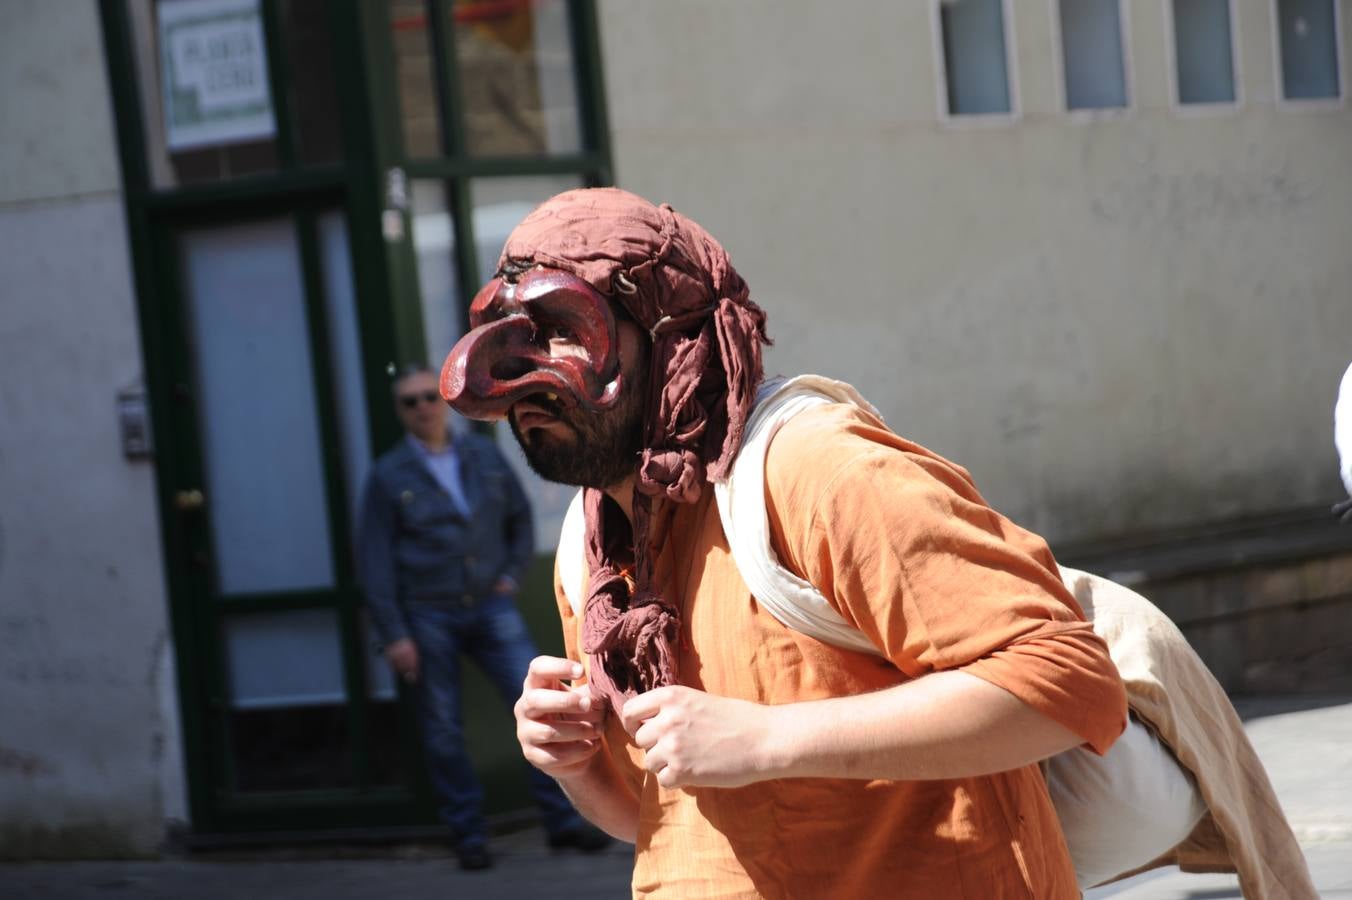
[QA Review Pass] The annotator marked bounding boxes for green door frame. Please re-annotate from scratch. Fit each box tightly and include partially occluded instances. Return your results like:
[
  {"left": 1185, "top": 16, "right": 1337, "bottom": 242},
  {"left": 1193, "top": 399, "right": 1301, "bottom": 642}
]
[{"left": 99, "top": 0, "right": 613, "bottom": 835}]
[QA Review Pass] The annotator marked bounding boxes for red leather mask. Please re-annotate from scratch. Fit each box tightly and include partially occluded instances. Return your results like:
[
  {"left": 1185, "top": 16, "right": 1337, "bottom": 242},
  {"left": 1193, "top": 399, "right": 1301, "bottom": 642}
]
[{"left": 440, "top": 268, "right": 624, "bottom": 421}]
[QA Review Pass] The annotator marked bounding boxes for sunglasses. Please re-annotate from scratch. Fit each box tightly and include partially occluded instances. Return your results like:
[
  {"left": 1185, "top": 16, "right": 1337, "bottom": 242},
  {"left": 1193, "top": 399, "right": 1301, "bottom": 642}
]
[{"left": 398, "top": 391, "right": 441, "bottom": 410}]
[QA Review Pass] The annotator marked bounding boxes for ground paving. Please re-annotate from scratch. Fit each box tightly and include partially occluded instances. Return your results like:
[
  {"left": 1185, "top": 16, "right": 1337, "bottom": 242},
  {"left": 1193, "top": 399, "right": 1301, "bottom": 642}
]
[{"left": 5, "top": 695, "right": 1349, "bottom": 899}]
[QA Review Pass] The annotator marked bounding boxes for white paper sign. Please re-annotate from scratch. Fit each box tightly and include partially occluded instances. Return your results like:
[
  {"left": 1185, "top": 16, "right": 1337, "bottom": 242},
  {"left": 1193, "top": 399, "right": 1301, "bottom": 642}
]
[{"left": 158, "top": 0, "right": 276, "bottom": 151}]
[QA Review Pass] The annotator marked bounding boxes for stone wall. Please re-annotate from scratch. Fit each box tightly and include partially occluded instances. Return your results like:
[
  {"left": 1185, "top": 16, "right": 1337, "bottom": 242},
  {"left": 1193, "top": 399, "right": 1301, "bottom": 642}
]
[
  {"left": 0, "top": 0, "right": 184, "bottom": 859},
  {"left": 1149, "top": 551, "right": 1352, "bottom": 694}
]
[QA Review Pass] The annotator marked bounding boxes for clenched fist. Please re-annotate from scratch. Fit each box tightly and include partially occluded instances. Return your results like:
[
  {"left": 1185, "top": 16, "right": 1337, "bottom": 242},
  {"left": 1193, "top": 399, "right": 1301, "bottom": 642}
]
[
  {"left": 384, "top": 638, "right": 420, "bottom": 684},
  {"left": 620, "top": 686, "right": 779, "bottom": 789}
]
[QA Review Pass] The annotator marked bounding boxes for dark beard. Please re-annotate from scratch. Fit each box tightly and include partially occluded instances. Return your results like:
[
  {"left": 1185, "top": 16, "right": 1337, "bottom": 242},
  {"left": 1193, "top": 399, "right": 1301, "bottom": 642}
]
[{"left": 509, "top": 388, "right": 646, "bottom": 490}]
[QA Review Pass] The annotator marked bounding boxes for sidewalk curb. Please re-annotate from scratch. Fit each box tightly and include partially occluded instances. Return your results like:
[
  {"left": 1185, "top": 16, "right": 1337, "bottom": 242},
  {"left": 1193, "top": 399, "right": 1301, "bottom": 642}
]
[{"left": 1290, "top": 823, "right": 1352, "bottom": 843}]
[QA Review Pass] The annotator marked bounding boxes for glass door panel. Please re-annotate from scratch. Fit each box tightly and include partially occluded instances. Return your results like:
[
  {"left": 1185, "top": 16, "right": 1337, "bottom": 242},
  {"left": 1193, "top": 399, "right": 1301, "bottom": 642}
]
[
  {"left": 451, "top": 0, "right": 584, "bottom": 156},
  {"left": 175, "top": 209, "right": 371, "bottom": 800},
  {"left": 180, "top": 217, "right": 336, "bottom": 595},
  {"left": 390, "top": 0, "right": 443, "bottom": 157},
  {"left": 225, "top": 609, "right": 346, "bottom": 709},
  {"left": 468, "top": 174, "right": 582, "bottom": 550},
  {"left": 280, "top": 0, "right": 345, "bottom": 163},
  {"left": 468, "top": 173, "right": 581, "bottom": 280},
  {"left": 222, "top": 607, "right": 354, "bottom": 792},
  {"left": 317, "top": 209, "right": 372, "bottom": 524},
  {"left": 409, "top": 179, "right": 465, "bottom": 368}
]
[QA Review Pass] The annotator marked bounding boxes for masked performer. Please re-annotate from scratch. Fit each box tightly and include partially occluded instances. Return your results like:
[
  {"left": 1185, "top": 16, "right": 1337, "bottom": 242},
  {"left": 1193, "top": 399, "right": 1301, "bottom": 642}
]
[{"left": 440, "top": 187, "right": 1308, "bottom": 899}]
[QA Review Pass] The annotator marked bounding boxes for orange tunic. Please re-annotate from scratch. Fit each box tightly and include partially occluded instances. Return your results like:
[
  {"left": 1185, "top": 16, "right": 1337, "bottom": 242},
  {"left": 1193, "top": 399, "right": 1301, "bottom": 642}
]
[{"left": 555, "top": 403, "right": 1127, "bottom": 899}]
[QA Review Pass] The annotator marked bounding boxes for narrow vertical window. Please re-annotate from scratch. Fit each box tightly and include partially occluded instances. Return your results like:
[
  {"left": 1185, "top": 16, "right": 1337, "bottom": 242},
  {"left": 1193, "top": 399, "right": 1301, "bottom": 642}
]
[
  {"left": 1276, "top": 0, "right": 1342, "bottom": 100},
  {"left": 1172, "top": 0, "right": 1237, "bottom": 104},
  {"left": 390, "top": 0, "right": 441, "bottom": 157},
  {"left": 1059, "top": 0, "right": 1128, "bottom": 110},
  {"left": 939, "top": 0, "right": 1013, "bottom": 115}
]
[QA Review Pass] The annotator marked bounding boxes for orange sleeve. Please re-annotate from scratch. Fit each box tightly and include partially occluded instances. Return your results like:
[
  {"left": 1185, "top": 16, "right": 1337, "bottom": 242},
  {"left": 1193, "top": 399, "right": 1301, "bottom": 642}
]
[{"left": 767, "top": 407, "right": 1127, "bottom": 755}]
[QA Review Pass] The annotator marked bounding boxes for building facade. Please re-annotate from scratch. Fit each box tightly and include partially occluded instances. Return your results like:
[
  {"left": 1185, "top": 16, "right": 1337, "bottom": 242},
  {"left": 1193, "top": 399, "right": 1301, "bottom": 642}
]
[{"left": 1, "top": 0, "right": 1348, "bottom": 857}]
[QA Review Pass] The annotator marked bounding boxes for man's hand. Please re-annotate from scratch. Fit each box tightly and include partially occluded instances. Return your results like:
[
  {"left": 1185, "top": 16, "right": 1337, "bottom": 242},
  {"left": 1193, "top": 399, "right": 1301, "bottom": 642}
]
[
  {"left": 384, "top": 638, "right": 420, "bottom": 685},
  {"left": 620, "top": 686, "right": 777, "bottom": 789},
  {"left": 494, "top": 575, "right": 519, "bottom": 595},
  {"left": 515, "top": 656, "right": 607, "bottom": 779}
]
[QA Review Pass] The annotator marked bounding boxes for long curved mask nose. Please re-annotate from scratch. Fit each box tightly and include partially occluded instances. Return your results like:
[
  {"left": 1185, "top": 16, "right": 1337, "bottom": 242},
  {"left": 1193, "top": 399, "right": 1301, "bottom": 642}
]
[{"left": 440, "top": 269, "right": 624, "bottom": 421}]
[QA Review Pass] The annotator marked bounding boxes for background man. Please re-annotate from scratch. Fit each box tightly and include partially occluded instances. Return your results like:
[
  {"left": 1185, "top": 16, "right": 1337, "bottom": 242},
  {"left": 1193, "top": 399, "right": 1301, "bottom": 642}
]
[
  {"left": 439, "top": 188, "right": 1130, "bottom": 898},
  {"left": 356, "top": 365, "right": 609, "bottom": 870}
]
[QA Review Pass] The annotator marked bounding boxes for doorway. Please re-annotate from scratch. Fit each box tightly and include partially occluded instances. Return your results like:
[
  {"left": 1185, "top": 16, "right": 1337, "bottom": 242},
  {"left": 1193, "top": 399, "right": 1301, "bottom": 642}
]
[{"left": 100, "top": 0, "right": 611, "bottom": 834}]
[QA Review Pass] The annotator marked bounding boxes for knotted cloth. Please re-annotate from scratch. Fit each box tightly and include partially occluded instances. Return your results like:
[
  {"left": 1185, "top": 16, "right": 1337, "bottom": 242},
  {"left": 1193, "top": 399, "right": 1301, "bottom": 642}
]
[{"left": 499, "top": 188, "right": 770, "bottom": 712}]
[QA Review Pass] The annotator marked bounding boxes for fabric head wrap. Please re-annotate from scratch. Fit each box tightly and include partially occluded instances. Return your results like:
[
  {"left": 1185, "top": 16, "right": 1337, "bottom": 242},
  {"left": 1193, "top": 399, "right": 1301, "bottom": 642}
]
[{"left": 440, "top": 187, "right": 770, "bottom": 713}]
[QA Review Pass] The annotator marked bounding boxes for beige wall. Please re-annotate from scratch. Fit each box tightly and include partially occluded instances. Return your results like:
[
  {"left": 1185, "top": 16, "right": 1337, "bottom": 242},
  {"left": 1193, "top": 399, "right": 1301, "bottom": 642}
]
[
  {"left": 0, "top": 0, "right": 183, "bottom": 857},
  {"left": 598, "top": 0, "right": 1352, "bottom": 543},
  {"left": 0, "top": 1, "right": 124, "bottom": 203}
]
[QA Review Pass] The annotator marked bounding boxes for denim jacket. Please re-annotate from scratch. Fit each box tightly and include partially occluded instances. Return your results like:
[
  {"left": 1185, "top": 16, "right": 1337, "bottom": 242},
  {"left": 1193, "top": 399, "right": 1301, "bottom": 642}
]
[{"left": 356, "top": 430, "right": 534, "bottom": 645}]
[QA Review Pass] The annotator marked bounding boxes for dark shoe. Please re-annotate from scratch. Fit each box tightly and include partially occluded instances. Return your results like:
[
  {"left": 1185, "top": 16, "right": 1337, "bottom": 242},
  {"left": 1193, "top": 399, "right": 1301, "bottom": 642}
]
[
  {"left": 1334, "top": 497, "right": 1352, "bottom": 524},
  {"left": 457, "top": 843, "right": 493, "bottom": 870},
  {"left": 547, "top": 823, "right": 613, "bottom": 854}
]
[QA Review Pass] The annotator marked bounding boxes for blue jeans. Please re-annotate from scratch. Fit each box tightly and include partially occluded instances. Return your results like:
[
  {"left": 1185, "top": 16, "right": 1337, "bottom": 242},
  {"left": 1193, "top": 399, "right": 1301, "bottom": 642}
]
[{"left": 406, "top": 595, "right": 583, "bottom": 848}]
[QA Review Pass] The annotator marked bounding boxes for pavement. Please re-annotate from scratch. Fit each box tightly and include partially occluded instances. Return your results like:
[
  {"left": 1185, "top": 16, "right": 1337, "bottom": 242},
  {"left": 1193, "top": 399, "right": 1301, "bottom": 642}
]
[
  {"left": 0, "top": 829, "right": 637, "bottom": 900},
  {"left": 3, "top": 694, "right": 1350, "bottom": 899}
]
